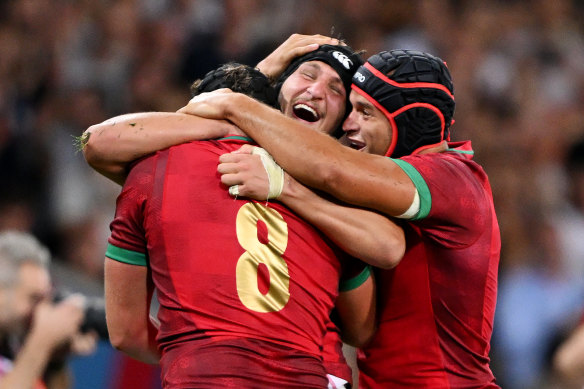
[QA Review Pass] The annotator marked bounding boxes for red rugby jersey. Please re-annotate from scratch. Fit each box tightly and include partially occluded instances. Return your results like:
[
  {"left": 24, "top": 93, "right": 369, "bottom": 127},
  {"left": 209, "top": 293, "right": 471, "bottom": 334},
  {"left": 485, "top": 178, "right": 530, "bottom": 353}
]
[
  {"left": 357, "top": 141, "right": 501, "bottom": 388},
  {"left": 108, "top": 137, "right": 343, "bottom": 388}
]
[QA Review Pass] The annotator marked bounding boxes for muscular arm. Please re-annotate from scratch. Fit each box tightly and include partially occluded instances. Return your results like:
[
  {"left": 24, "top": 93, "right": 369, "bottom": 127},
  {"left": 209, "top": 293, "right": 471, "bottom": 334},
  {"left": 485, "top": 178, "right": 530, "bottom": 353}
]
[
  {"left": 82, "top": 112, "right": 234, "bottom": 185},
  {"left": 104, "top": 258, "right": 159, "bottom": 364},
  {"left": 279, "top": 175, "right": 404, "bottom": 268},
  {"left": 182, "top": 92, "right": 416, "bottom": 217},
  {"left": 218, "top": 148, "right": 405, "bottom": 268},
  {"left": 336, "top": 272, "right": 376, "bottom": 347}
]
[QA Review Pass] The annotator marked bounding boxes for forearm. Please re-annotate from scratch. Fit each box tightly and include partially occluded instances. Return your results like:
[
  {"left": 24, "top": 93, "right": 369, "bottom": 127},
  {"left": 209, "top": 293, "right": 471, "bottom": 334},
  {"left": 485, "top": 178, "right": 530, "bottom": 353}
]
[
  {"left": 280, "top": 177, "right": 404, "bottom": 268},
  {"left": 223, "top": 95, "right": 412, "bottom": 216},
  {"left": 83, "top": 112, "right": 233, "bottom": 184},
  {"left": 0, "top": 332, "right": 55, "bottom": 389}
]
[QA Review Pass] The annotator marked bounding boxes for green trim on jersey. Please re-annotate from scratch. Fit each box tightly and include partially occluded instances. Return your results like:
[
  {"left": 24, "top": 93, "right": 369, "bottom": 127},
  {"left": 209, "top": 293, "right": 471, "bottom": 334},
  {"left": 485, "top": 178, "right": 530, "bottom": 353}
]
[
  {"left": 448, "top": 147, "right": 474, "bottom": 156},
  {"left": 339, "top": 266, "right": 371, "bottom": 292},
  {"left": 391, "top": 158, "right": 431, "bottom": 220},
  {"left": 106, "top": 244, "right": 148, "bottom": 266},
  {"left": 218, "top": 135, "right": 253, "bottom": 142}
]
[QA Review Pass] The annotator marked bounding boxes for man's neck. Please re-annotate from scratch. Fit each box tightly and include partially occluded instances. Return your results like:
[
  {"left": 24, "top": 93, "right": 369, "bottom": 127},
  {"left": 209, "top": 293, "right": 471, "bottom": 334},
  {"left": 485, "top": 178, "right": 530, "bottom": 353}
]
[{"left": 418, "top": 140, "right": 448, "bottom": 155}]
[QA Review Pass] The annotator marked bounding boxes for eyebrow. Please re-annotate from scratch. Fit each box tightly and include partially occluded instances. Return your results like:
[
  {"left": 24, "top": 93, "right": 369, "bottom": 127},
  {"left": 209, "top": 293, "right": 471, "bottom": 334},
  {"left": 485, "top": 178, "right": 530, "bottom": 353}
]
[
  {"left": 302, "top": 62, "right": 344, "bottom": 87},
  {"left": 355, "top": 99, "right": 375, "bottom": 111}
]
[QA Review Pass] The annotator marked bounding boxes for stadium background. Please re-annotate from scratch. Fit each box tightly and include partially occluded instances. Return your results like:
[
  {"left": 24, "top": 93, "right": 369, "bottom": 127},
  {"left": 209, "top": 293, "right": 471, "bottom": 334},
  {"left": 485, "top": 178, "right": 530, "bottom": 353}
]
[{"left": 1, "top": 0, "right": 584, "bottom": 388}]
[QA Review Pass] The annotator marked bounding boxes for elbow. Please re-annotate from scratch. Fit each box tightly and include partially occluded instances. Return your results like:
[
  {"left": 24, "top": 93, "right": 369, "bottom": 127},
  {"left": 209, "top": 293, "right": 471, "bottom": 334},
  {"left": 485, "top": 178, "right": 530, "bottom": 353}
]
[
  {"left": 377, "top": 243, "right": 405, "bottom": 270},
  {"left": 82, "top": 125, "right": 104, "bottom": 168},
  {"left": 108, "top": 328, "right": 134, "bottom": 352},
  {"left": 343, "top": 323, "right": 377, "bottom": 348},
  {"left": 107, "top": 321, "right": 143, "bottom": 353},
  {"left": 370, "top": 232, "right": 406, "bottom": 270}
]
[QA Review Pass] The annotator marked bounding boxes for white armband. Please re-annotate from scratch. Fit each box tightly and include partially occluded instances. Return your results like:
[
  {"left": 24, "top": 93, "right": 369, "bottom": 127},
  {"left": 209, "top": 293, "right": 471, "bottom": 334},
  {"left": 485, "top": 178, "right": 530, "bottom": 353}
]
[{"left": 396, "top": 189, "right": 420, "bottom": 219}]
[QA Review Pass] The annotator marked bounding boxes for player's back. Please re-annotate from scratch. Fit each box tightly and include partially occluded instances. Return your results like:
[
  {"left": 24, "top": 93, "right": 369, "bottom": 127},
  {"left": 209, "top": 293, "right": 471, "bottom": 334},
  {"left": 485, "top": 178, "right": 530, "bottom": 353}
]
[{"left": 141, "top": 137, "right": 340, "bottom": 388}]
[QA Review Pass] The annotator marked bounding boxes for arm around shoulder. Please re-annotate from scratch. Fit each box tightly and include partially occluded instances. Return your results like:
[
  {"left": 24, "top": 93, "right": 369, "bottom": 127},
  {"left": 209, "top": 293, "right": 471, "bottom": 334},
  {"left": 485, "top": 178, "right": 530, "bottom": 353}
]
[{"left": 82, "top": 112, "right": 234, "bottom": 185}]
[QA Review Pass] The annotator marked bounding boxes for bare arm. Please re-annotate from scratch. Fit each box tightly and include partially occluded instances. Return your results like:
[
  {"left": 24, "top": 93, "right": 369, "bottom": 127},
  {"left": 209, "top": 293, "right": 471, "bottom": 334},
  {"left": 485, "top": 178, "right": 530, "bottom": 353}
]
[
  {"left": 82, "top": 112, "right": 235, "bottom": 185},
  {"left": 335, "top": 272, "right": 376, "bottom": 348},
  {"left": 217, "top": 147, "right": 405, "bottom": 268},
  {"left": 104, "top": 258, "right": 159, "bottom": 364},
  {"left": 280, "top": 176, "right": 404, "bottom": 268},
  {"left": 181, "top": 91, "right": 416, "bottom": 217}
]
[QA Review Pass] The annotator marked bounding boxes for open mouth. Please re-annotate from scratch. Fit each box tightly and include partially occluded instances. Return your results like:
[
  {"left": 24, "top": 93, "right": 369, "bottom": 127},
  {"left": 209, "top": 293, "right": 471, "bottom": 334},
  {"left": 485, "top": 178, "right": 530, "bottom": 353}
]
[
  {"left": 293, "top": 103, "right": 320, "bottom": 123},
  {"left": 347, "top": 138, "right": 366, "bottom": 151}
]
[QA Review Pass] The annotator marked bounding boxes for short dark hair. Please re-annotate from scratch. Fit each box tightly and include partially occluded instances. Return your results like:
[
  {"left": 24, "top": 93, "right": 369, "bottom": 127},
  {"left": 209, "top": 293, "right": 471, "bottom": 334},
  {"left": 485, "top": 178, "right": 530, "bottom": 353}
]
[{"left": 190, "top": 63, "right": 278, "bottom": 108}]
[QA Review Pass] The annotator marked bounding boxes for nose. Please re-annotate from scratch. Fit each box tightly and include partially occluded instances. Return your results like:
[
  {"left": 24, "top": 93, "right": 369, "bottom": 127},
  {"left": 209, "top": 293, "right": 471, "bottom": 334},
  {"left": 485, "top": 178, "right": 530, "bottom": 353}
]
[
  {"left": 342, "top": 108, "right": 359, "bottom": 133},
  {"left": 306, "top": 80, "right": 327, "bottom": 99}
]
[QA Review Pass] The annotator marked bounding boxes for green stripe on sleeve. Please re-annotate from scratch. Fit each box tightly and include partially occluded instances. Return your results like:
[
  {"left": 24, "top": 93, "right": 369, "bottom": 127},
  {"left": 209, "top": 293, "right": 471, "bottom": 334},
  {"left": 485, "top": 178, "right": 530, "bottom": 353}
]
[
  {"left": 106, "top": 244, "right": 148, "bottom": 266},
  {"left": 339, "top": 266, "right": 371, "bottom": 292},
  {"left": 391, "top": 158, "right": 431, "bottom": 220},
  {"left": 219, "top": 135, "right": 253, "bottom": 142}
]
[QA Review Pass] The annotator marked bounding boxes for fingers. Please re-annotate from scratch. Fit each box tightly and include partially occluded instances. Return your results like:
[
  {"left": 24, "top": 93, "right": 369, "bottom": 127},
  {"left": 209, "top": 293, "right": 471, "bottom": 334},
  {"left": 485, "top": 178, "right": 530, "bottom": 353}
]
[
  {"left": 257, "top": 33, "right": 341, "bottom": 80},
  {"left": 217, "top": 151, "right": 270, "bottom": 200},
  {"left": 231, "top": 144, "right": 257, "bottom": 155},
  {"left": 219, "top": 149, "right": 253, "bottom": 163}
]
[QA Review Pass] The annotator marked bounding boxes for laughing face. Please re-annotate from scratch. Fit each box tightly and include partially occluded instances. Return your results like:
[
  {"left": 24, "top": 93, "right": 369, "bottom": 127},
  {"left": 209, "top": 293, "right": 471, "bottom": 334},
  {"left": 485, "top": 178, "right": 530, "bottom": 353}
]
[
  {"left": 340, "top": 90, "right": 393, "bottom": 156},
  {"left": 278, "top": 61, "right": 347, "bottom": 135}
]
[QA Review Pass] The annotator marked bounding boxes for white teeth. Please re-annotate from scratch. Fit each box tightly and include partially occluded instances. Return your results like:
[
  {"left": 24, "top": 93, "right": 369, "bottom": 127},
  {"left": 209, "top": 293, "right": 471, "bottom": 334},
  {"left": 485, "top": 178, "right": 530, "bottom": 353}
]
[
  {"left": 294, "top": 103, "right": 317, "bottom": 116},
  {"left": 293, "top": 103, "right": 319, "bottom": 122}
]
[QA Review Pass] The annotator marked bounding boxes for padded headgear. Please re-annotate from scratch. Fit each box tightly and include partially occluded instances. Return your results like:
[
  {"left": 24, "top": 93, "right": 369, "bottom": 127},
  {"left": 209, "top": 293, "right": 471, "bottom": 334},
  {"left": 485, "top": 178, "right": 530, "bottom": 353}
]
[
  {"left": 351, "top": 50, "right": 455, "bottom": 157},
  {"left": 193, "top": 62, "right": 278, "bottom": 108},
  {"left": 275, "top": 44, "right": 363, "bottom": 137}
]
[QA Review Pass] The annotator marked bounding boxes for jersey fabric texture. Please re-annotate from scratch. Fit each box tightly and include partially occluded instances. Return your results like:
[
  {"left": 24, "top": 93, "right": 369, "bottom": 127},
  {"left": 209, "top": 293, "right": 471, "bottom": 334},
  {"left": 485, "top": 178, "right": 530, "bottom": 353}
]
[
  {"left": 357, "top": 141, "right": 501, "bottom": 388},
  {"left": 107, "top": 136, "right": 351, "bottom": 388}
]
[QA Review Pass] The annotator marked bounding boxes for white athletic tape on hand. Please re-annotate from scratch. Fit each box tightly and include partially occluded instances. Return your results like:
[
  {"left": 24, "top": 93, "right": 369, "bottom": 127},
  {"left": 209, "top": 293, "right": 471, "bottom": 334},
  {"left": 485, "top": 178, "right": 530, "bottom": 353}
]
[{"left": 251, "top": 147, "right": 284, "bottom": 200}]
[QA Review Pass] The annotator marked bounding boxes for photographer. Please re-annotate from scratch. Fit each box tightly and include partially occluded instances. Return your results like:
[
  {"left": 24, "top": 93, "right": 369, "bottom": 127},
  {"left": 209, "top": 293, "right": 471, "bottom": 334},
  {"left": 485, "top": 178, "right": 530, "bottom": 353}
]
[{"left": 0, "top": 231, "right": 97, "bottom": 389}]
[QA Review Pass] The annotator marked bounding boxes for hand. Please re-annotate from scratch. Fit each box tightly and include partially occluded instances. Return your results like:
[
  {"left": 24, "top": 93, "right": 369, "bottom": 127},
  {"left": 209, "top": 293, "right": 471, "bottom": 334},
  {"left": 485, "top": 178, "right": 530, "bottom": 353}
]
[
  {"left": 218, "top": 144, "right": 271, "bottom": 200},
  {"left": 29, "top": 295, "right": 85, "bottom": 351},
  {"left": 177, "top": 89, "right": 234, "bottom": 120},
  {"left": 256, "top": 33, "right": 340, "bottom": 80}
]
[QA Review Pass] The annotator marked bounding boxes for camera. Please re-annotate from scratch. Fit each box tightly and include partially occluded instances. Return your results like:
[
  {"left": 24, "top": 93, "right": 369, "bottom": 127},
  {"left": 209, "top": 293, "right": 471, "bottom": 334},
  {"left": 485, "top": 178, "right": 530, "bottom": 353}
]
[{"left": 53, "top": 290, "right": 109, "bottom": 340}]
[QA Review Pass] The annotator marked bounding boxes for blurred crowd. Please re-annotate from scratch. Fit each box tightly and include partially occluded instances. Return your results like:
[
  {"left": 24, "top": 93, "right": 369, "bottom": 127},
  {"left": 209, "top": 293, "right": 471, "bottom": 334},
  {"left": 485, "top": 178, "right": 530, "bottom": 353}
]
[{"left": 1, "top": 0, "right": 584, "bottom": 388}]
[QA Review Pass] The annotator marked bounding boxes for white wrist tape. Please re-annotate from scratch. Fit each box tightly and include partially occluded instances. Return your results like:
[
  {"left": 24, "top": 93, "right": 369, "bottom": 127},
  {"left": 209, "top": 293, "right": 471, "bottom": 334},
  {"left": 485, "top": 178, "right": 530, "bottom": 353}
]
[
  {"left": 251, "top": 147, "right": 284, "bottom": 199},
  {"left": 396, "top": 188, "right": 420, "bottom": 219}
]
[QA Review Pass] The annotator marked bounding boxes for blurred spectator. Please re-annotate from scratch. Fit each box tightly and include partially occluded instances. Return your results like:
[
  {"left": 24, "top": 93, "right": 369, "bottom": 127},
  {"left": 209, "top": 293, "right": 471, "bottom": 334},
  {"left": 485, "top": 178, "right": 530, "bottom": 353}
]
[{"left": 0, "top": 230, "right": 97, "bottom": 389}]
